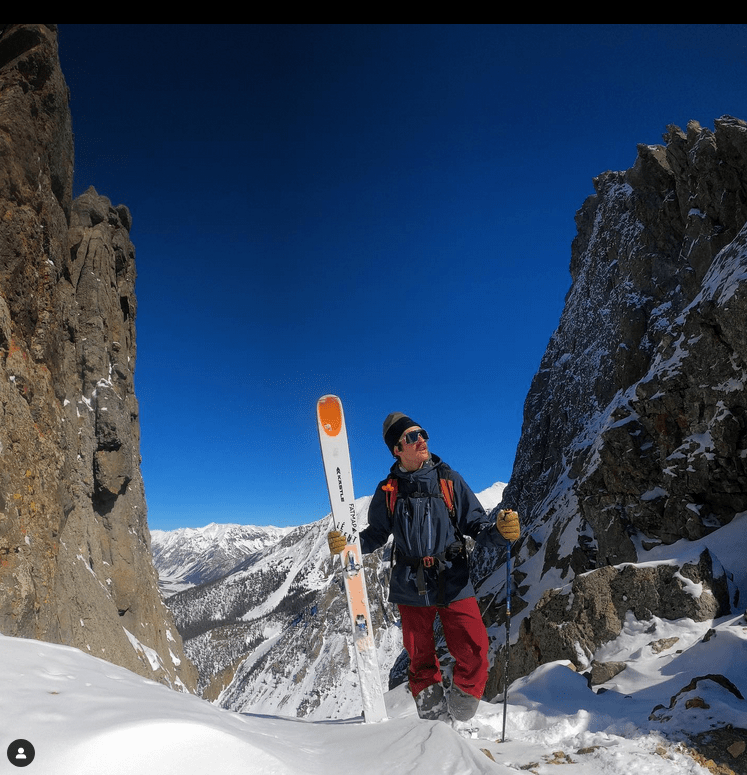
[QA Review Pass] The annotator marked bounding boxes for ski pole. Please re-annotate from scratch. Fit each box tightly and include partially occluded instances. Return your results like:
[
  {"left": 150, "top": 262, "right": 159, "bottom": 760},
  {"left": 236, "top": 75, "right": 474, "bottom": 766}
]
[{"left": 502, "top": 536, "right": 511, "bottom": 743}]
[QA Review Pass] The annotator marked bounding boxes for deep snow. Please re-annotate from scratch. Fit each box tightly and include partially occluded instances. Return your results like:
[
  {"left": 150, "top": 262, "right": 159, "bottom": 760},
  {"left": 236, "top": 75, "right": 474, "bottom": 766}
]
[
  {"left": 4, "top": 606, "right": 745, "bottom": 774},
  {"left": 6, "top": 497, "right": 747, "bottom": 774}
]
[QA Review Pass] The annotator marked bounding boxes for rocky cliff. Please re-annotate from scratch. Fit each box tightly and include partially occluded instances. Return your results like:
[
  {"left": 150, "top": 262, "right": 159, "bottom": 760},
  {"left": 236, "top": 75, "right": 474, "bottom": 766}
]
[
  {"left": 0, "top": 24, "right": 196, "bottom": 690},
  {"left": 488, "top": 116, "right": 747, "bottom": 691}
]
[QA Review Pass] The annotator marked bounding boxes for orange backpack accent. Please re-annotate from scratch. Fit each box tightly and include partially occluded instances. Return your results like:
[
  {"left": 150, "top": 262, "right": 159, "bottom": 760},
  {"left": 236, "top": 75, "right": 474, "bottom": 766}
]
[
  {"left": 382, "top": 470, "right": 456, "bottom": 520},
  {"left": 438, "top": 477, "right": 455, "bottom": 518},
  {"left": 382, "top": 479, "right": 399, "bottom": 516}
]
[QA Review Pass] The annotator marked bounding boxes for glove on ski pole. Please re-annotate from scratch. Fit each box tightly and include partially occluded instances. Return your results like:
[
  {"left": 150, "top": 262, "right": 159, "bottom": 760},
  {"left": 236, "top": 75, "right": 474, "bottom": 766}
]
[{"left": 496, "top": 509, "right": 520, "bottom": 542}]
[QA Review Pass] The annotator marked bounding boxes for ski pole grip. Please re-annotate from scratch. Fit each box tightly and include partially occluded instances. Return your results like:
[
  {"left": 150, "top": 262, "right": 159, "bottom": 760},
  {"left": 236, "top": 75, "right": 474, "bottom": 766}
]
[{"left": 496, "top": 508, "right": 520, "bottom": 542}]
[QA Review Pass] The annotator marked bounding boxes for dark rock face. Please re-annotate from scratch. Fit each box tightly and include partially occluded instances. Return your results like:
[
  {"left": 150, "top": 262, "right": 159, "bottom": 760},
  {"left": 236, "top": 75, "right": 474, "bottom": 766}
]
[
  {"left": 0, "top": 24, "right": 196, "bottom": 690},
  {"left": 483, "top": 117, "right": 747, "bottom": 693},
  {"left": 504, "top": 117, "right": 747, "bottom": 560}
]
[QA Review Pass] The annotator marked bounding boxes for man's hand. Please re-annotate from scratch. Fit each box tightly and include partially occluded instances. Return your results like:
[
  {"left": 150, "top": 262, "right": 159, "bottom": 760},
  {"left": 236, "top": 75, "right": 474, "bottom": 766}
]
[
  {"left": 496, "top": 509, "right": 520, "bottom": 542},
  {"left": 327, "top": 530, "right": 347, "bottom": 556}
]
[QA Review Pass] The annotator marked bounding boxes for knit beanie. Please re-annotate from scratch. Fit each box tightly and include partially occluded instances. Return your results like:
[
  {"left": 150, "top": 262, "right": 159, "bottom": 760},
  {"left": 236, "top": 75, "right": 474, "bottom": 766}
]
[{"left": 383, "top": 412, "right": 419, "bottom": 456}]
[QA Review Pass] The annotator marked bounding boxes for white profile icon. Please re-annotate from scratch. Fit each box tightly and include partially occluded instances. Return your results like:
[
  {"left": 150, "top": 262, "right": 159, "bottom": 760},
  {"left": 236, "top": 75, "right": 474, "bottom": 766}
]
[{"left": 15, "top": 748, "right": 27, "bottom": 760}]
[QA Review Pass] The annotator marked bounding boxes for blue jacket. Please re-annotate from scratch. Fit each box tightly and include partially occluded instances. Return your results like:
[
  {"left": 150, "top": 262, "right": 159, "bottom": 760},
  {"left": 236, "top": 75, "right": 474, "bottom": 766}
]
[{"left": 360, "top": 455, "right": 503, "bottom": 607}]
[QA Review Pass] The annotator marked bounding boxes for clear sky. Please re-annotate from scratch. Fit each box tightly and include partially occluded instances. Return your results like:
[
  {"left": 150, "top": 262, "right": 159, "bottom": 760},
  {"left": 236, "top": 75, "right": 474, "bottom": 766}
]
[{"left": 57, "top": 24, "right": 747, "bottom": 531}]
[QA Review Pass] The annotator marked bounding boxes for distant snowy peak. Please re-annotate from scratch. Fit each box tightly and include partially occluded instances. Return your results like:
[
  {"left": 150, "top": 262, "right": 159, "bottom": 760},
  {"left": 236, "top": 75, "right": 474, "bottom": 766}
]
[
  {"left": 151, "top": 522, "right": 294, "bottom": 595},
  {"left": 152, "top": 522, "right": 292, "bottom": 553},
  {"left": 475, "top": 481, "right": 507, "bottom": 513}
]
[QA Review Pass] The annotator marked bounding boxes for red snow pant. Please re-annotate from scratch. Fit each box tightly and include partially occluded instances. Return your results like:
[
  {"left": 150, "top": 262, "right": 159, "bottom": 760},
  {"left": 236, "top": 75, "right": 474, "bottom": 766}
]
[{"left": 398, "top": 596, "right": 489, "bottom": 700}]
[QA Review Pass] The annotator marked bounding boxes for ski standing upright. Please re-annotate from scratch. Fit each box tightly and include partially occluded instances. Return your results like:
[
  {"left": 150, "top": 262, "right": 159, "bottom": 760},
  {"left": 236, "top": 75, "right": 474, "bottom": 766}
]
[{"left": 316, "top": 395, "right": 388, "bottom": 723}]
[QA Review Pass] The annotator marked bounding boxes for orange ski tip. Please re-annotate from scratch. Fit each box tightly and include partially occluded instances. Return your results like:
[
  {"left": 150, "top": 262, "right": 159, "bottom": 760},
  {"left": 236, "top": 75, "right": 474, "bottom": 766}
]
[{"left": 317, "top": 395, "right": 343, "bottom": 437}]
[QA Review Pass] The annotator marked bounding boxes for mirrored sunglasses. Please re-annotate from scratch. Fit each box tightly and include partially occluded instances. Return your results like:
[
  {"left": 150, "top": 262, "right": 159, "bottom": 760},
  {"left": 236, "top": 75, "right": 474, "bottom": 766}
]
[{"left": 401, "top": 429, "right": 428, "bottom": 445}]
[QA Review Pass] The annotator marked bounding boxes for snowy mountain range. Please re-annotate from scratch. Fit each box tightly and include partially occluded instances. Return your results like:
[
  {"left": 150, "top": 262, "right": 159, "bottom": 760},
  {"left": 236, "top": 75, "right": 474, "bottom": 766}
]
[{"left": 151, "top": 522, "right": 294, "bottom": 595}]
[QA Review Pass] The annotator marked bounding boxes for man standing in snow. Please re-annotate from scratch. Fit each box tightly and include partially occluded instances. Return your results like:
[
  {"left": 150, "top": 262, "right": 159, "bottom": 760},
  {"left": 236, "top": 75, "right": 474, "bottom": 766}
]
[{"left": 328, "top": 412, "right": 520, "bottom": 723}]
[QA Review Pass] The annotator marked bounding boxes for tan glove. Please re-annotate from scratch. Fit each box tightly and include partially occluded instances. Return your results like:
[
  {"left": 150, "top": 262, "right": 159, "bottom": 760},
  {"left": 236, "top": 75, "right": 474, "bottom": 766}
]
[
  {"left": 496, "top": 509, "right": 520, "bottom": 542},
  {"left": 327, "top": 530, "right": 347, "bottom": 556}
]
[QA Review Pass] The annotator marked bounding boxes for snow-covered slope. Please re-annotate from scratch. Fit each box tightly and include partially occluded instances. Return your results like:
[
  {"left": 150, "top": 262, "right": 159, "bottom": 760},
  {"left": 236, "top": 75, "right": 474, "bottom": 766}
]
[
  {"left": 5, "top": 609, "right": 743, "bottom": 775},
  {"left": 1, "top": 632, "right": 495, "bottom": 775},
  {"left": 159, "top": 496, "right": 401, "bottom": 715}
]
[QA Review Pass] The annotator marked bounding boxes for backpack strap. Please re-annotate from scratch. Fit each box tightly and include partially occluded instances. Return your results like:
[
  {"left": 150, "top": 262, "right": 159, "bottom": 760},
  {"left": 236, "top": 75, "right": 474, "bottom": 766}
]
[
  {"left": 382, "top": 478, "right": 398, "bottom": 516},
  {"left": 399, "top": 542, "right": 465, "bottom": 606},
  {"left": 382, "top": 474, "right": 450, "bottom": 515},
  {"left": 435, "top": 463, "right": 465, "bottom": 545},
  {"left": 438, "top": 476, "right": 455, "bottom": 518}
]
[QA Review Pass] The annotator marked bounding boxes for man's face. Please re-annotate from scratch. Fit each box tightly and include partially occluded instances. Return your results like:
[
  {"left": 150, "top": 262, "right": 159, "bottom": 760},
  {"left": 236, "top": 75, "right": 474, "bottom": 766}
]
[{"left": 394, "top": 425, "right": 430, "bottom": 471}]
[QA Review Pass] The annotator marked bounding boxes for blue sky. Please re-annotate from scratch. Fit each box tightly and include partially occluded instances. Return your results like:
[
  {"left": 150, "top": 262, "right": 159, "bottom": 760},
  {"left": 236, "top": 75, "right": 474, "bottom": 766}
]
[{"left": 58, "top": 24, "right": 747, "bottom": 531}]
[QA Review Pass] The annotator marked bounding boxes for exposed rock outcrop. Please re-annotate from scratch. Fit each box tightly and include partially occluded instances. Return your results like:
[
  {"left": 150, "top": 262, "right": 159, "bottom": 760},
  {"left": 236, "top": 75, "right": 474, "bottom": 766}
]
[
  {"left": 508, "top": 549, "right": 730, "bottom": 687},
  {"left": 484, "top": 116, "right": 747, "bottom": 694},
  {"left": 0, "top": 24, "right": 196, "bottom": 690}
]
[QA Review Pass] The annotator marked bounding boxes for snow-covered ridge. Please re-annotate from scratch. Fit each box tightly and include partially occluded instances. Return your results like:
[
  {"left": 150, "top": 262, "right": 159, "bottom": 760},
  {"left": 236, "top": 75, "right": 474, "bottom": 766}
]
[
  {"left": 475, "top": 481, "right": 507, "bottom": 513},
  {"left": 151, "top": 522, "right": 294, "bottom": 595}
]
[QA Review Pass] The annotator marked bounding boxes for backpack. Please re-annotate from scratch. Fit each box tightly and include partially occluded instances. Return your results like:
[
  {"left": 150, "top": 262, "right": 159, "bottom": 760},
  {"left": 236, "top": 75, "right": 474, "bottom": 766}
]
[
  {"left": 382, "top": 461, "right": 461, "bottom": 537},
  {"left": 381, "top": 462, "right": 466, "bottom": 605}
]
